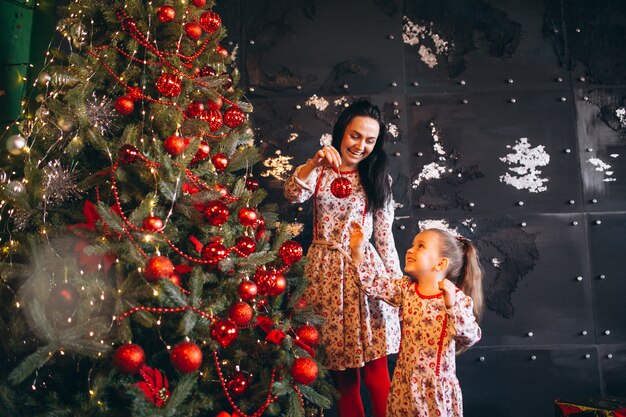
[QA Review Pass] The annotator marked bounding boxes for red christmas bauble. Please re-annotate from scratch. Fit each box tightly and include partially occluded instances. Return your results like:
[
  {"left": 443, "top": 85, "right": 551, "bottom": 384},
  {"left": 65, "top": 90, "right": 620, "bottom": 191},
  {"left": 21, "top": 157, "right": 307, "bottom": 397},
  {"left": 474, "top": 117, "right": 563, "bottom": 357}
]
[
  {"left": 330, "top": 177, "right": 352, "bottom": 198},
  {"left": 207, "top": 97, "right": 222, "bottom": 111},
  {"left": 223, "top": 107, "right": 246, "bottom": 129},
  {"left": 278, "top": 240, "right": 303, "bottom": 266},
  {"left": 113, "top": 343, "right": 145, "bottom": 374},
  {"left": 143, "top": 256, "right": 174, "bottom": 282},
  {"left": 215, "top": 183, "right": 229, "bottom": 197},
  {"left": 238, "top": 207, "right": 258, "bottom": 227},
  {"left": 216, "top": 46, "right": 229, "bottom": 58},
  {"left": 210, "top": 318, "right": 238, "bottom": 347},
  {"left": 170, "top": 341, "right": 203, "bottom": 373},
  {"left": 237, "top": 280, "right": 258, "bottom": 301},
  {"left": 119, "top": 144, "right": 140, "bottom": 163},
  {"left": 215, "top": 413, "right": 231, "bottom": 417},
  {"left": 245, "top": 177, "right": 260, "bottom": 191},
  {"left": 234, "top": 236, "right": 256, "bottom": 257},
  {"left": 296, "top": 324, "right": 320, "bottom": 347},
  {"left": 291, "top": 357, "right": 318, "bottom": 385},
  {"left": 157, "top": 5, "right": 176, "bottom": 23},
  {"left": 185, "top": 22, "right": 203, "bottom": 40},
  {"left": 121, "top": 18, "right": 137, "bottom": 32},
  {"left": 199, "top": 66, "right": 216, "bottom": 77},
  {"left": 126, "top": 86, "right": 143, "bottom": 101},
  {"left": 200, "top": 109, "right": 223, "bottom": 132},
  {"left": 294, "top": 297, "right": 307, "bottom": 309},
  {"left": 191, "top": 141, "right": 210, "bottom": 164},
  {"left": 142, "top": 215, "right": 164, "bottom": 232},
  {"left": 203, "top": 200, "right": 229, "bottom": 226},
  {"left": 223, "top": 74, "right": 233, "bottom": 89},
  {"left": 191, "top": 0, "right": 206, "bottom": 7},
  {"left": 212, "top": 153, "right": 229, "bottom": 171},
  {"left": 169, "top": 273, "right": 183, "bottom": 287},
  {"left": 252, "top": 268, "right": 277, "bottom": 296},
  {"left": 186, "top": 101, "right": 205, "bottom": 118},
  {"left": 164, "top": 135, "right": 190, "bottom": 157},
  {"left": 49, "top": 283, "right": 79, "bottom": 312},
  {"left": 268, "top": 272, "right": 287, "bottom": 296},
  {"left": 226, "top": 371, "right": 250, "bottom": 396},
  {"left": 156, "top": 73, "right": 182, "bottom": 97},
  {"left": 201, "top": 240, "right": 229, "bottom": 265},
  {"left": 115, "top": 96, "right": 134, "bottom": 115},
  {"left": 199, "top": 11, "right": 221, "bottom": 33},
  {"left": 228, "top": 301, "right": 253, "bottom": 326}
]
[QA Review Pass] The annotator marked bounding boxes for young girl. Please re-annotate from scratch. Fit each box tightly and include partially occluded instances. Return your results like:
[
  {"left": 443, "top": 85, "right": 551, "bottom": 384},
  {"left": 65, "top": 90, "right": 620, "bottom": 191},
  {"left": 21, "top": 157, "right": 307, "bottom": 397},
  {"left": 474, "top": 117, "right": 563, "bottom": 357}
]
[
  {"left": 350, "top": 223, "right": 483, "bottom": 417},
  {"left": 284, "top": 100, "right": 402, "bottom": 417}
]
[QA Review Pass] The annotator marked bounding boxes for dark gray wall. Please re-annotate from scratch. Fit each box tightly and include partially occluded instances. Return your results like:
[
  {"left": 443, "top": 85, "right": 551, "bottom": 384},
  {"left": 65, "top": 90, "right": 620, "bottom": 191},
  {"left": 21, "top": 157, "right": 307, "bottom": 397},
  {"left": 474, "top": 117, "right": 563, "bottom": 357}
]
[{"left": 216, "top": 0, "right": 626, "bottom": 416}]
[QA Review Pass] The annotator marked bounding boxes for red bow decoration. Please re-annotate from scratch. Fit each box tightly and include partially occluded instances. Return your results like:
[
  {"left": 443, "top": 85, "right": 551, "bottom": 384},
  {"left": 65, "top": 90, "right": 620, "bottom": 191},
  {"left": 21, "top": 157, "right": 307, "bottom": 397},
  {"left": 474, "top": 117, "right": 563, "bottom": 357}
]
[
  {"left": 255, "top": 316, "right": 315, "bottom": 357},
  {"left": 68, "top": 201, "right": 117, "bottom": 273},
  {"left": 135, "top": 365, "right": 170, "bottom": 408}
]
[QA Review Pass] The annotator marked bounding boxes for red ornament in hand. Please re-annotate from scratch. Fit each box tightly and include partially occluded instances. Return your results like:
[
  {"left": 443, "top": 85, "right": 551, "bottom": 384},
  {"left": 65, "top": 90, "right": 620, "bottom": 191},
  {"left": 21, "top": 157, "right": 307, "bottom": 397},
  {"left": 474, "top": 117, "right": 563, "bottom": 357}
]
[
  {"left": 115, "top": 96, "right": 134, "bottom": 115},
  {"left": 245, "top": 177, "right": 260, "bottom": 191},
  {"left": 226, "top": 371, "right": 251, "bottom": 396},
  {"left": 201, "top": 109, "right": 223, "bottom": 132},
  {"left": 191, "top": 0, "right": 206, "bottom": 7},
  {"left": 185, "top": 22, "right": 203, "bottom": 40},
  {"left": 234, "top": 236, "right": 256, "bottom": 257},
  {"left": 170, "top": 341, "right": 203, "bottom": 373},
  {"left": 119, "top": 144, "right": 140, "bottom": 163},
  {"left": 156, "top": 73, "right": 182, "bottom": 97},
  {"left": 291, "top": 357, "right": 318, "bottom": 385},
  {"left": 49, "top": 283, "right": 79, "bottom": 312},
  {"left": 191, "top": 141, "right": 210, "bottom": 164},
  {"left": 142, "top": 215, "right": 164, "bottom": 232},
  {"left": 211, "top": 318, "right": 239, "bottom": 347},
  {"left": 296, "top": 325, "right": 320, "bottom": 347},
  {"left": 157, "top": 5, "right": 176, "bottom": 23},
  {"left": 143, "top": 256, "right": 174, "bottom": 282},
  {"left": 212, "top": 153, "right": 229, "bottom": 171},
  {"left": 203, "top": 200, "right": 229, "bottom": 226},
  {"left": 202, "top": 240, "right": 229, "bottom": 265},
  {"left": 113, "top": 343, "right": 145, "bottom": 374},
  {"left": 330, "top": 177, "right": 352, "bottom": 198},
  {"left": 199, "top": 11, "right": 221, "bottom": 33},
  {"left": 278, "top": 240, "right": 303, "bottom": 266},
  {"left": 164, "top": 135, "right": 190, "bottom": 157},
  {"left": 228, "top": 301, "right": 253, "bottom": 326},
  {"left": 237, "top": 280, "right": 258, "bottom": 301},
  {"left": 238, "top": 207, "right": 258, "bottom": 227},
  {"left": 185, "top": 101, "right": 204, "bottom": 118},
  {"left": 223, "top": 107, "right": 246, "bottom": 129}
]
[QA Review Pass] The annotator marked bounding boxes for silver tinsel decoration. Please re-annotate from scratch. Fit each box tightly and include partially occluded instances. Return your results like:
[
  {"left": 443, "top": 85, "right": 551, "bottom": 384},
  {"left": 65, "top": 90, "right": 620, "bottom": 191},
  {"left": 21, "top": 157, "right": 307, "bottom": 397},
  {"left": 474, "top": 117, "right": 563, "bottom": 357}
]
[
  {"left": 11, "top": 208, "right": 33, "bottom": 231},
  {"left": 86, "top": 93, "right": 117, "bottom": 137},
  {"left": 42, "top": 160, "right": 81, "bottom": 207}
]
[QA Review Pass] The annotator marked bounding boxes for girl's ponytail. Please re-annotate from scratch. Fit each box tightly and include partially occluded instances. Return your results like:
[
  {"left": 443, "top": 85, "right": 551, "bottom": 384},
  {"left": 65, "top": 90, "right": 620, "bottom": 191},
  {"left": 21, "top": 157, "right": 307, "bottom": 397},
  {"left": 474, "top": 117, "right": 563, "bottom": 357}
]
[{"left": 456, "top": 239, "right": 484, "bottom": 322}]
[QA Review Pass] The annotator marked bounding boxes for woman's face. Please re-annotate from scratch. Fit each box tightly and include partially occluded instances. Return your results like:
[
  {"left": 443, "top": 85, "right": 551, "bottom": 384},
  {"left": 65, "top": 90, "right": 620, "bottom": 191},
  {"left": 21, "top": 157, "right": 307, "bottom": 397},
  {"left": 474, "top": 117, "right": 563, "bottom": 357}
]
[
  {"left": 339, "top": 116, "right": 379, "bottom": 170},
  {"left": 404, "top": 230, "right": 443, "bottom": 278}
]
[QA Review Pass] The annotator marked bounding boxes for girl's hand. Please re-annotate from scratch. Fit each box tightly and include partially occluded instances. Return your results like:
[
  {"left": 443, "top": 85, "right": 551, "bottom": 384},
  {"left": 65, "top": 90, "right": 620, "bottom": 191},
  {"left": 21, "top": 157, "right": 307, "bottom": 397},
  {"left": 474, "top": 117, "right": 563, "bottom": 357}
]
[
  {"left": 308, "top": 146, "right": 342, "bottom": 170},
  {"left": 349, "top": 221, "right": 366, "bottom": 264},
  {"left": 438, "top": 279, "right": 457, "bottom": 308}
]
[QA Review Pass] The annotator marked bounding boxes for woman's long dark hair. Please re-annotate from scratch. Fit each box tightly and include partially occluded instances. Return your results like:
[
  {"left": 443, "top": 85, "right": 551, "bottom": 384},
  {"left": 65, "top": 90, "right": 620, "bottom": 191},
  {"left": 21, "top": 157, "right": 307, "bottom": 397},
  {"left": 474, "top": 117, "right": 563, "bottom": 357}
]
[{"left": 331, "top": 99, "right": 391, "bottom": 213}]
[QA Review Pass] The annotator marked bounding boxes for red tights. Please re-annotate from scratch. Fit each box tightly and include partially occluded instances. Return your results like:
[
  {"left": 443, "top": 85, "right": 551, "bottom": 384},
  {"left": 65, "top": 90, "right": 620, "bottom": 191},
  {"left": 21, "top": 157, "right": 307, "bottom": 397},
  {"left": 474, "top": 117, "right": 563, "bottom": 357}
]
[{"left": 330, "top": 356, "right": 391, "bottom": 417}]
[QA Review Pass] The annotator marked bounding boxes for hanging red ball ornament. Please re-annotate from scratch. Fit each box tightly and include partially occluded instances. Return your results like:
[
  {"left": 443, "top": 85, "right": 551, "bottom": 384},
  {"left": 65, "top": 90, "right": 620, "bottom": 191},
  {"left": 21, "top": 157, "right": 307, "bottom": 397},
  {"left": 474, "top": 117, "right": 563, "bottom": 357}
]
[
  {"left": 185, "top": 22, "right": 203, "bottom": 40},
  {"left": 294, "top": 297, "right": 307, "bottom": 309},
  {"left": 113, "top": 343, "right": 145, "bottom": 374},
  {"left": 268, "top": 272, "right": 287, "bottom": 296},
  {"left": 143, "top": 256, "right": 174, "bottom": 282},
  {"left": 156, "top": 73, "right": 182, "bottom": 97},
  {"left": 291, "top": 357, "right": 318, "bottom": 385},
  {"left": 170, "top": 341, "right": 203, "bottom": 373},
  {"left": 185, "top": 101, "right": 205, "bottom": 118},
  {"left": 234, "top": 236, "right": 256, "bottom": 257},
  {"left": 296, "top": 325, "right": 320, "bottom": 347},
  {"left": 330, "top": 177, "right": 352, "bottom": 198},
  {"left": 226, "top": 371, "right": 251, "bottom": 396},
  {"left": 207, "top": 97, "right": 223, "bottom": 111},
  {"left": 228, "top": 301, "right": 253, "bottom": 326},
  {"left": 223, "top": 107, "right": 246, "bottom": 129},
  {"left": 199, "top": 11, "right": 221, "bottom": 33},
  {"left": 237, "top": 280, "right": 258, "bottom": 301},
  {"left": 203, "top": 200, "right": 229, "bottom": 226},
  {"left": 223, "top": 74, "right": 233, "bottom": 90},
  {"left": 49, "top": 283, "right": 80, "bottom": 312},
  {"left": 253, "top": 268, "right": 277, "bottom": 296},
  {"left": 215, "top": 183, "right": 229, "bottom": 197},
  {"left": 142, "top": 215, "right": 164, "bottom": 232},
  {"left": 191, "top": 141, "right": 210, "bottom": 164},
  {"left": 126, "top": 86, "right": 143, "bottom": 101},
  {"left": 121, "top": 18, "right": 137, "bottom": 32},
  {"left": 198, "top": 66, "right": 216, "bottom": 77},
  {"left": 200, "top": 109, "right": 223, "bottom": 132},
  {"left": 238, "top": 207, "right": 258, "bottom": 227},
  {"left": 119, "top": 144, "right": 140, "bottom": 163},
  {"left": 191, "top": 0, "right": 206, "bottom": 7},
  {"left": 212, "top": 153, "right": 229, "bottom": 171},
  {"left": 157, "top": 5, "right": 176, "bottom": 23},
  {"left": 211, "top": 318, "right": 239, "bottom": 347},
  {"left": 278, "top": 240, "right": 303, "bottom": 266},
  {"left": 164, "top": 135, "right": 190, "bottom": 157},
  {"left": 115, "top": 96, "right": 134, "bottom": 115},
  {"left": 201, "top": 240, "right": 229, "bottom": 265},
  {"left": 245, "top": 177, "right": 260, "bottom": 191},
  {"left": 216, "top": 46, "right": 229, "bottom": 58}
]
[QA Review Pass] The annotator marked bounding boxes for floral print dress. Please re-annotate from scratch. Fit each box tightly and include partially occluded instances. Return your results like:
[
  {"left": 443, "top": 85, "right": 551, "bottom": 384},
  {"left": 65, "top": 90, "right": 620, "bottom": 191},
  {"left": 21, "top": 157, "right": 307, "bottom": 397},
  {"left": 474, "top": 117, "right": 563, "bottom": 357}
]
[
  {"left": 284, "top": 164, "right": 402, "bottom": 370},
  {"left": 354, "top": 271, "right": 481, "bottom": 417}
]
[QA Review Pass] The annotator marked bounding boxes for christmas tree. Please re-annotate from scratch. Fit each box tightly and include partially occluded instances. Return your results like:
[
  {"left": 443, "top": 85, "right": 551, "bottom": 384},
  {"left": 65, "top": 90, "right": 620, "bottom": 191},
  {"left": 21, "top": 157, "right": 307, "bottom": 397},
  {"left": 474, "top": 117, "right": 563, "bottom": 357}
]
[{"left": 0, "top": 1, "right": 333, "bottom": 416}]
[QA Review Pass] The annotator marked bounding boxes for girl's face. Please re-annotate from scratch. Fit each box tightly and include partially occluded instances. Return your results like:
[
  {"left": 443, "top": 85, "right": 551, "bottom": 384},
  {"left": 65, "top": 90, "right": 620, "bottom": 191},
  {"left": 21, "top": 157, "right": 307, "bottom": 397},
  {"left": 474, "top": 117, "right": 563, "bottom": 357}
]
[
  {"left": 404, "top": 230, "right": 444, "bottom": 278},
  {"left": 339, "top": 116, "right": 379, "bottom": 170}
]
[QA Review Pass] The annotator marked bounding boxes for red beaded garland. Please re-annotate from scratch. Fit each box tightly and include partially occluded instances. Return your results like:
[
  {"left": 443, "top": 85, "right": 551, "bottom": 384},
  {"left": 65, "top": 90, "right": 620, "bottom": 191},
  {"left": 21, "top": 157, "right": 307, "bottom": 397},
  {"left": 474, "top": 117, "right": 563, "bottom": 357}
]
[
  {"left": 114, "top": 96, "right": 134, "bottom": 115},
  {"left": 170, "top": 341, "right": 203, "bottom": 373},
  {"left": 203, "top": 200, "right": 229, "bottom": 226},
  {"left": 330, "top": 177, "right": 352, "bottom": 198},
  {"left": 228, "top": 301, "right": 253, "bottom": 326},
  {"left": 119, "top": 144, "right": 140, "bottom": 163},
  {"left": 278, "top": 240, "right": 303, "bottom": 266},
  {"left": 185, "top": 22, "right": 203, "bottom": 40},
  {"left": 199, "top": 11, "right": 221, "bottom": 33},
  {"left": 142, "top": 215, "right": 164, "bottom": 232},
  {"left": 223, "top": 107, "right": 246, "bottom": 129},
  {"left": 143, "top": 256, "right": 174, "bottom": 282},
  {"left": 212, "top": 153, "right": 229, "bottom": 171},
  {"left": 237, "top": 280, "right": 258, "bottom": 301},
  {"left": 211, "top": 318, "right": 239, "bottom": 347},
  {"left": 157, "top": 5, "right": 176, "bottom": 23},
  {"left": 164, "top": 135, "right": 190, "bottom": 157},
  {"left": 156, "top": 73, "right": 182, "bottom": 97},
  {"left": 291, "top": 357, "right": 318, "bottom": 385},
  {"left": 113, "top": 343, "right": 145, "bottom": 374}
]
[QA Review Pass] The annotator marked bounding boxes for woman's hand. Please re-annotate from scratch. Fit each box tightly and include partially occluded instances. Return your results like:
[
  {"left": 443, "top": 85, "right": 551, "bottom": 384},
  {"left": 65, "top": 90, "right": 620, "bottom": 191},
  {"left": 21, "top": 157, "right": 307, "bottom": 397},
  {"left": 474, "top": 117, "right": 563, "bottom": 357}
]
[
  {"left": 438, "top": 279, "right": 457, "bottom": 309},
  {"left": 349, "top": 221, "right": 366, "bottom": 264},
  {"left": 309, "top": 145, "right": 342, "bottom": 169}
]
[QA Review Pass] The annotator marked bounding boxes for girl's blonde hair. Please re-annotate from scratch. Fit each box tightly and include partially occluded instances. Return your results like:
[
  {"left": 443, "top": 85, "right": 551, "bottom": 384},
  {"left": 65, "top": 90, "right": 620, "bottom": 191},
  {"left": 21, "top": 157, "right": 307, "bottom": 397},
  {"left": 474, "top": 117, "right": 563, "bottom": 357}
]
[{"left": 428, "top": 228, "right": 484, "bottom": 321}]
